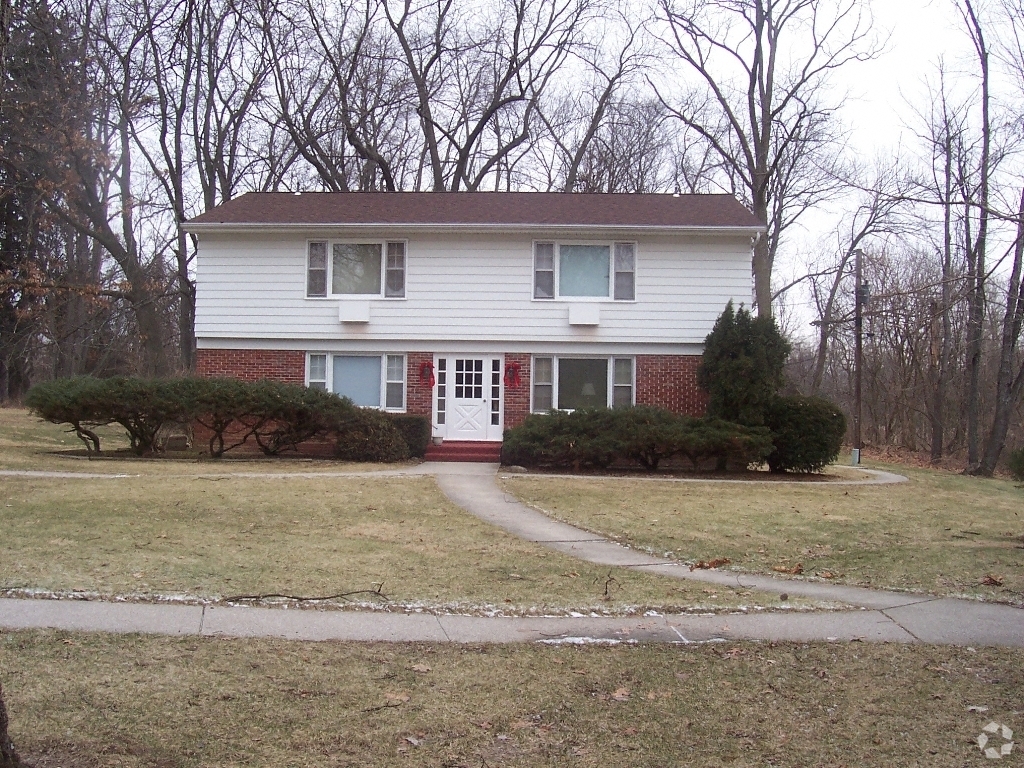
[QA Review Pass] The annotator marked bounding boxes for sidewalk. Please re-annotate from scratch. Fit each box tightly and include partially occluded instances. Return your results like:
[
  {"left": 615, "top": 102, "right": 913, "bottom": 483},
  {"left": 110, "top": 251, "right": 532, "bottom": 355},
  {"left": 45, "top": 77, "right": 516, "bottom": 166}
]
[{"left": 1, "top": 462, "right": 1022, "bottom": 646}]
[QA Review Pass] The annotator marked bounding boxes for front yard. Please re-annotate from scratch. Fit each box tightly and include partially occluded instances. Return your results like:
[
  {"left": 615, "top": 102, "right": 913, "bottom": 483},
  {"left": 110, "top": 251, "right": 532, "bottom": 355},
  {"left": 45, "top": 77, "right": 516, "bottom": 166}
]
[
  {"left": 0, "top": 408, "right": 811, "bottom": 614},
  {"left": 501, "top": 466, "right": 1024, "bottom": 604},
  {"left": 2, "top": 629, "right": 1022, "bottom": 767}
]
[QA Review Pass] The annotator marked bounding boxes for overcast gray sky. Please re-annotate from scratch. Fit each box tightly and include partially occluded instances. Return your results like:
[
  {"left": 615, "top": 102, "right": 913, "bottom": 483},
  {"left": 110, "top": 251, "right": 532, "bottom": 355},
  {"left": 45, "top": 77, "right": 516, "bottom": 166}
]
[{"left": 842, "top": 0, "right": 974, "bottom": 155}]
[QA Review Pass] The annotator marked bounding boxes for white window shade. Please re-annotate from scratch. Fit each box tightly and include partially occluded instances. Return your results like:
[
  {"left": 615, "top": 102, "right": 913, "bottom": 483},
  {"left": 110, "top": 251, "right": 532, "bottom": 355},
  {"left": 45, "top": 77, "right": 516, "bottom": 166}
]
[
  {"left": 559, "top": 245, "right": 609, "bottom": 297},
  {"left": 333, "top": 356, "right": 381, "bottom": 407}
]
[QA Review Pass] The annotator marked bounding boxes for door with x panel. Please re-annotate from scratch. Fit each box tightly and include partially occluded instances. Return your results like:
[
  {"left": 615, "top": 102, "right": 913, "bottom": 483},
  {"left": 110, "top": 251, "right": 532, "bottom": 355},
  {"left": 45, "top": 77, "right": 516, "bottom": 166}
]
[{"left": 435, "top": 357, "right": 502, "bottom": 440}]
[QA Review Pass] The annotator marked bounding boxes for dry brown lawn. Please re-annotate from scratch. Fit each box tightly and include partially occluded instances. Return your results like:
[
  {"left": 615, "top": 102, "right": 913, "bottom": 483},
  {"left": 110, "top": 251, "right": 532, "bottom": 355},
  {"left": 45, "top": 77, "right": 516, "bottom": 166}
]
[
  {"left": 1, "top": 409, "right": 818, "bottom": 613},
  {"left": 2, "top": 629, "right": 1021, "bottom": 767},
  {"left": 500, "top": 465, "right": 1024, "bottom": 604}
]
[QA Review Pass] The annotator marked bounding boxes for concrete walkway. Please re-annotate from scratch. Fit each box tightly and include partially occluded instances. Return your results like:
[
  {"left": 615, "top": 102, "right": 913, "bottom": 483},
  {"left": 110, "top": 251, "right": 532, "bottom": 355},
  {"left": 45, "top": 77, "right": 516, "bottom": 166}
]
[{"left": 1, "top": 462, "right": 1022, "bottom": 646}]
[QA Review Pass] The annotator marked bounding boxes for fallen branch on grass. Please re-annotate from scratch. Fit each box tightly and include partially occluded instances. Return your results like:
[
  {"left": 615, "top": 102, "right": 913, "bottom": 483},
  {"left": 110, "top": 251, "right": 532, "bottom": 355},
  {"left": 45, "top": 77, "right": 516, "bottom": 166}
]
[{"left": 223, "top": 583, "right": 387, "bottom": 604}]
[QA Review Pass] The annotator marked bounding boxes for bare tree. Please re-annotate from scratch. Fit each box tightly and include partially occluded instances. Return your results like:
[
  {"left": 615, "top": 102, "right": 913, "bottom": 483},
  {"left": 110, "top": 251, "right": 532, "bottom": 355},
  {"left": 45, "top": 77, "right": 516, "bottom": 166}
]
[
  {"left": 657, "top": 0, "right": 877, "bottom": 316},
  {"left": 382, "top": 0, "right": 593, "bottom": 191},
  {"left": 793, "top": 162, "right": 907, "bottom": 395}
]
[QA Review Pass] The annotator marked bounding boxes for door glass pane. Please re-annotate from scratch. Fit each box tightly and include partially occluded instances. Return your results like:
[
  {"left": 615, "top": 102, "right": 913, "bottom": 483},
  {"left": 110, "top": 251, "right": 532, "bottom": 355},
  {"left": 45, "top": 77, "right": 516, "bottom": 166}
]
[
  {"left": 332, "top": 243, "right": 382, "bottom": 294},
  {"left": 558, "top": 358, "right": 608, "bottom": 410},
  {"left": 559, "top": 245, "right": 609, "bottom": 297},
  {"left": 333, "top": 356, "right": 381, "bottom": 407}
]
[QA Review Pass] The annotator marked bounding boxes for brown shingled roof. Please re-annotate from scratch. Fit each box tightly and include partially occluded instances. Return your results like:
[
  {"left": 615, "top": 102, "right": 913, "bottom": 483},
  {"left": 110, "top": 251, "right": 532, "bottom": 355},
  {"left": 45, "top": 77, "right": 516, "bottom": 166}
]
[{"left": 186, "top": 192, "right": 760, "bottom": 230}]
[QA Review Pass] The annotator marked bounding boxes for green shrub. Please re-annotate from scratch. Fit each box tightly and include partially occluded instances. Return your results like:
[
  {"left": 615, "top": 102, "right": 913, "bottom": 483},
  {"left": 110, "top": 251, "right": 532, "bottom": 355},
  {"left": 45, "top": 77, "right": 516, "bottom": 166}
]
[
  {"left": 1008, "top": 446, "right": 1024, "bottom": 482},
  {"left": 678, "top": 418, "right": 774, "bottom": 471},
  {"left": 26, "top": 375, "right": 413, "bottom": 461},
  {"left": 502, "top": 408, "right": 774, "bottom": 472},
  {"left": 616, "top": 406, "right": 692, "bottom": 471},
  {"left": 99, "top": 377, "right": 196, "bottom": 455},
  {"left": 501, "top": 409, "right": 623, "bottom": 469},
  {"left": 698, "top": 301, "right": 791, "bottom": 426},
  {"left": 25, "top": 376, "right": 110, "bottom": 452},
  {"left": 765, "top": 395, "right": 847, "bottom": 473},
  {"left": 389, "top": 414, "right": 431, "bottom": 458},
  {"left": 334, "top": 408, "right": 410, "bottom": 462},
  {"left": 173, "top": 378, "right": 263, "bottom": 458},
  {"left": 26, "top": 376, "right": 194, "bottom": 455},
  {"left": 246, "top": 381, "right": 354, "bottom": 455}
]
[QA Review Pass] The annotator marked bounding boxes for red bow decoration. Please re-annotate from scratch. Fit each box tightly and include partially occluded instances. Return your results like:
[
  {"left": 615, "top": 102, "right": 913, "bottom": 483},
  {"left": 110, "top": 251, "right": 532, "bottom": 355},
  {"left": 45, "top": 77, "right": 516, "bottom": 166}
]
[
  {"left": 503, "top": 361, "right": 522, "bottom": 389},
  {"left": 420, "top": 361, "right": 436, "bottom": 387}
]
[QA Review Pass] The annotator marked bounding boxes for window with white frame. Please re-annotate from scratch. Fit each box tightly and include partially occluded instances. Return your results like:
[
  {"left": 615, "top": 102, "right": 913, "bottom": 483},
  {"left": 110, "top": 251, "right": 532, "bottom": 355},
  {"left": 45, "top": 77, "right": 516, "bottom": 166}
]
[
  {"left": 533, "top": 242, "right": 636, "bottom": 300},
  {"left": 531, "top": 356, "right": 634, "bottom": 412},
  {"left": 306, "top": 240, "right": 406, "bottom": 298},
  {"left": 306, "top": 353, "right": 406, "bottom": 410}
]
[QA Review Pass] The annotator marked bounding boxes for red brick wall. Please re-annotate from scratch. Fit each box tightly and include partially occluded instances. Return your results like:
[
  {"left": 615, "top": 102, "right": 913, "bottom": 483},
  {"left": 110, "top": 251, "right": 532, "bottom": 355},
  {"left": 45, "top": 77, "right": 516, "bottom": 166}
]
[
  {"left": 406, "top": 352, "right": 435, "bottom": 418},
  {"left": 635, "top": 355, "right": 708, "bottom": 417},
  {"left": 503, "top": 353, "right": 531, "bottom": 429},
  {"left": 196, "top": 348, "right": 305, "bottom": 383}
]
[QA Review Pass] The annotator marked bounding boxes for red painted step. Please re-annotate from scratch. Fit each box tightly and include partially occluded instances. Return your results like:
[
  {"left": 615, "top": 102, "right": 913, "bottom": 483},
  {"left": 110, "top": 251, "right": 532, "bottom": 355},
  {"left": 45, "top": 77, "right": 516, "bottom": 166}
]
[{"left": 423, "top": 440, "right": 503, "bottom": 463}]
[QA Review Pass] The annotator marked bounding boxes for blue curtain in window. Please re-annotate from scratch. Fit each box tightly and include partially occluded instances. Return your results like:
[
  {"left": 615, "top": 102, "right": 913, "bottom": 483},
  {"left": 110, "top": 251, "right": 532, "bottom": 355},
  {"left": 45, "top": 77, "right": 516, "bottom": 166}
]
[
  {"left": 333, "top": 356, "right": 381, "bottom": 407},
  {"left": 559, "top": 245, "right": 609, "bottom": 296}
]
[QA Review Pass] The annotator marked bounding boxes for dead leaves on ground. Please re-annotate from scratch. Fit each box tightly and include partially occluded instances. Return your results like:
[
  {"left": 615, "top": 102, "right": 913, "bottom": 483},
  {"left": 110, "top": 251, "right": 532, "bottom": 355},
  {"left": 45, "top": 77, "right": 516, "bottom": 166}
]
[
  {"left": 980, "top": 574, "right": 1004, "bottom": 586},
  {"left": 772, "top": 562, "right": 804, "bottom": 575},
  {"left": 690, "top": 557, "right": 731, "bottom": 571}
]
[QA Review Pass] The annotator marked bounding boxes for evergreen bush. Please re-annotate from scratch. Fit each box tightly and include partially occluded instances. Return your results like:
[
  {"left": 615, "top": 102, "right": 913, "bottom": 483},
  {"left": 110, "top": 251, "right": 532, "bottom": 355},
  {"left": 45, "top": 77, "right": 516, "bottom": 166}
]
[
  {"left": 677, "top": 418, "right": 774, "bottom": 471},
  {"left": 616, "top": 406, "right": 692, "bottom": 471},
  {"left": 24, "top": 376, "right": 110, "bottom": 452},
  {"left": 334, "top": 408, "right": 410, "bottom": 462},
  {"left": 501, "top": 408, "right": 773, "bottom": 472},
  {"left": 501, "top": 409, "right": 623, "bottom": 469},
  {"left": 246, "top": 380, "right": 354, "bottom": 455},
  {"left": 697, "top": 301, "right": 791, "bottom": 426},
  {"left": 178, "top": 377, "right": 261, "bottom": 458},
  {"left": 389, "top": 414, "right": 431, "bottom": 458},
  {"left": 764, "top": 395, "right": 847, "bottom": 473}
]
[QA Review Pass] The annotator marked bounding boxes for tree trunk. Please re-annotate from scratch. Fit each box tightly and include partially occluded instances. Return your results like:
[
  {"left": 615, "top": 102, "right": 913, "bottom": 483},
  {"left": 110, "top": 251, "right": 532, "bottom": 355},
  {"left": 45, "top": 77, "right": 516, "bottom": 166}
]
[
  {"left": 964, "top": 0, "right": 991, "bottom": 470},
  {"left": 976, "top": 187, "right": 1024, "bottom": 475},
  {"left": 930, "top": 139, "right": 955, "bottom": 463}
]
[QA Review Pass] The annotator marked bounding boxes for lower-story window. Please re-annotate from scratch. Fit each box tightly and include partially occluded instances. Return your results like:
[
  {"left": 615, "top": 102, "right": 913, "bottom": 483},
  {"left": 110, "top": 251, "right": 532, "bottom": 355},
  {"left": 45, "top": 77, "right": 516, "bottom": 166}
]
[
  {"left": 306, "top": 353, "right": 406, "bottom": 410},
  {"left": 531, "top": 356, "right": 633, "bottom": 412}
]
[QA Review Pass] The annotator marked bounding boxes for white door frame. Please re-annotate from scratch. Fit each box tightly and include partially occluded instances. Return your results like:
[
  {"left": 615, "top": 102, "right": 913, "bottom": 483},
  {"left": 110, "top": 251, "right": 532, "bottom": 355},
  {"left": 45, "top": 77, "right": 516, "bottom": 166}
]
[{"left": 433, "top": 354, "right": 504, "bottom": 441}]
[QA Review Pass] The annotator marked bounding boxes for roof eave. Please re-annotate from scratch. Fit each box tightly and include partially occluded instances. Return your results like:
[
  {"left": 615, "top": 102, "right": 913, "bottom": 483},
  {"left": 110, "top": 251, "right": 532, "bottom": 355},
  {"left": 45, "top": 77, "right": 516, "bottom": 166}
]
[{"left": 183, "top": 221, "right": 764, "bottom": 236}]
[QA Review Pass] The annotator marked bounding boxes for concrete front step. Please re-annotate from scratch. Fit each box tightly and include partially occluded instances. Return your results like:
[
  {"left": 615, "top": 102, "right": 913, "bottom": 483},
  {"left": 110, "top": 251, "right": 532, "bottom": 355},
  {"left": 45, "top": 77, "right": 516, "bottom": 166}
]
[{"left": 423, "top": 441, "right": 502, "bottom": 463}]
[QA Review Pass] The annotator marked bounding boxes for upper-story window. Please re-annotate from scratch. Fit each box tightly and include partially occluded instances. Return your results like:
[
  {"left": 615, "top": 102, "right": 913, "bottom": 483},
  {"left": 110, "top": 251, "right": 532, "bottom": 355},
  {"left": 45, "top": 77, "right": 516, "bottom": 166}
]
[
  {"left": 533, "top": 241, "right": 635, "bottom": 301},
  {"left": 306, "top": 240, "right": 406, "bottom": 298}
]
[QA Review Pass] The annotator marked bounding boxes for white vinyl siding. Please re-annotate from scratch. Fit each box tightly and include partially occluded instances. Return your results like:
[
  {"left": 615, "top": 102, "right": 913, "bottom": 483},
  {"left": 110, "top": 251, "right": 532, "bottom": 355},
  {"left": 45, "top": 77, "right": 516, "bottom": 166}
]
[{"left": 197, "top": 231, "right": 751, "bottom": 346}]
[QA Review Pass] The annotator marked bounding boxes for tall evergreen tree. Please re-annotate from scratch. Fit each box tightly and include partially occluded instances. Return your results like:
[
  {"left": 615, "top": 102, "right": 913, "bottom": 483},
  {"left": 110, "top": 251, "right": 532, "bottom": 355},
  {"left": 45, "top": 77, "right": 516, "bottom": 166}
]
[{"left": 697, "top": 301, "right": 791, "bottom": 426}]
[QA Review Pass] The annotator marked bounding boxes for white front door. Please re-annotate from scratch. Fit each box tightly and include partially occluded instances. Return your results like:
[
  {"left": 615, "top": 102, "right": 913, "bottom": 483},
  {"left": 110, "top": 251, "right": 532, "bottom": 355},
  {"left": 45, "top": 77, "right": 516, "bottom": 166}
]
[{"left": 435, "top": 356, "right": 503, "bottom": 441}]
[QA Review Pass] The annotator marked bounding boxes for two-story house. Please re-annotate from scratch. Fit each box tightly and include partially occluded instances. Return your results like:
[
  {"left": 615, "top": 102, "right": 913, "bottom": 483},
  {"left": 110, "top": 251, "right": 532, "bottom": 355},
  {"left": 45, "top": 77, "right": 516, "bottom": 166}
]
[{"left": 185, "top": 192, "right": 761, "bottom": 449}]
